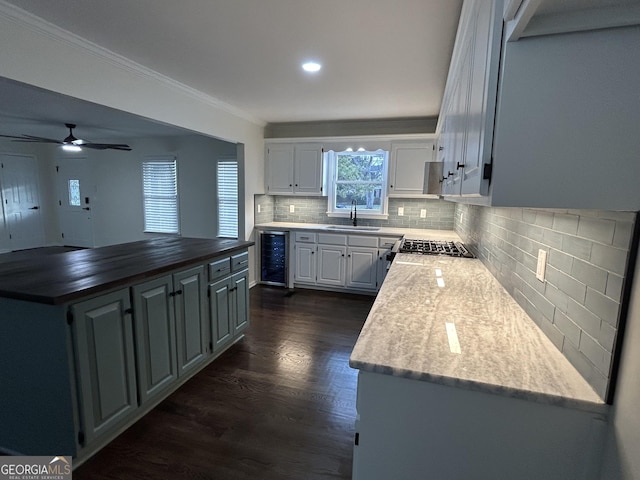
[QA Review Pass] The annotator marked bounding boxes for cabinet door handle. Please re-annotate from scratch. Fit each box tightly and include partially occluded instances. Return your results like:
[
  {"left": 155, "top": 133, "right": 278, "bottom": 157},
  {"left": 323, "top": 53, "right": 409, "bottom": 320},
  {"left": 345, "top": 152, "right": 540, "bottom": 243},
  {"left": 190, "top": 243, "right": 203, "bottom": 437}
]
[
  {"left": 456, "top": 162, "right": 466, "bottom": 170},
  {"left": 124, "top": 308, "right": 133, "bottom": 315},
  {"left": 175, "top": 289, "right": 183, "bottom": 295},
  {"left": 29, "top": 206, "right": 40, "bottom": 210}
]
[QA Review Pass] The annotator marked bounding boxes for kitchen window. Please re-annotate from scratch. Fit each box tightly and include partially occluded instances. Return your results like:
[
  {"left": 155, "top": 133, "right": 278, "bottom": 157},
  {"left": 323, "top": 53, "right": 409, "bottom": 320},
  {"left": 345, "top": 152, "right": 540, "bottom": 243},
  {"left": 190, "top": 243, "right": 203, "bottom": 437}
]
[
  {"left": 142, "top": 156, "right": 179, "bottom": 234},
  {"left": 326, "top": 149, "right": 389, "bottom": 218}
]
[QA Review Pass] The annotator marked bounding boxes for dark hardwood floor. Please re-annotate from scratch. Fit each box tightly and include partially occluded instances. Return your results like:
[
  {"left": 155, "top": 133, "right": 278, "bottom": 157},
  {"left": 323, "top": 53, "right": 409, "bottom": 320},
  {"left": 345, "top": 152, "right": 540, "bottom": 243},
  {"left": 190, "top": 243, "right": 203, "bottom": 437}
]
[{"left": 74, "top": 285, "right": 374, "bottom": 480}]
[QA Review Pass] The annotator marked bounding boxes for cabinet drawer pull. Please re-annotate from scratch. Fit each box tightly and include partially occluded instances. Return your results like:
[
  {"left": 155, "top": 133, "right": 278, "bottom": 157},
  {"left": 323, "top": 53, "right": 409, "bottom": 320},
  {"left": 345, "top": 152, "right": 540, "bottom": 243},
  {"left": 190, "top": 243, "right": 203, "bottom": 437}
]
[{"left": 238, "top": 260, "right": 248, "bottom": 265}]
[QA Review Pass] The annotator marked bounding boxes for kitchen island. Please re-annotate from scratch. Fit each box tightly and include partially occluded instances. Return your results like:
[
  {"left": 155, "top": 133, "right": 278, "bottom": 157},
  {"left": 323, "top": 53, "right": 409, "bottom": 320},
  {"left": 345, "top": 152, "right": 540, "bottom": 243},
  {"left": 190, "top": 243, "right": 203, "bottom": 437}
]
[
  {"left": 0, "top": 237, "right": 253, "bottom": 465},
  {"left": 350, "top": 251, "right": 607, "bottom": 480}
]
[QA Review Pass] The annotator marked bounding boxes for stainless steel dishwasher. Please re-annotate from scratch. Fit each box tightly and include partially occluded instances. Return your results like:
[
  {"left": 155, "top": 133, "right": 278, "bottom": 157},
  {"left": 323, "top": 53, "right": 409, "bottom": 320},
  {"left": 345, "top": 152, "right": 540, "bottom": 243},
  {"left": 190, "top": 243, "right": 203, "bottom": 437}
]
[{"left": 259, "top": 231, "right": 288, "bottom": 286}]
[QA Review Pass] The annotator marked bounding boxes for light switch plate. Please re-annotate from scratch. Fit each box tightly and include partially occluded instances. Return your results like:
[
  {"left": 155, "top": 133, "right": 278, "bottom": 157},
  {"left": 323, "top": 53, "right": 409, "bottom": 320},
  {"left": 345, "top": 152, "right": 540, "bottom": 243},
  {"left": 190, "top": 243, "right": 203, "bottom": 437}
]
[
  {"left": 289, "top": 204, "right": 295, "bottom": 213},
  {"left": 420, "top": 209, "right": 427, "bottom": 218},
  {"left": 536, "top": 249, "right": 547, "bottom": 282},
  {"left": 257, "top": 204, "right": 261, "bottom": 213},
  {"left": 398, "top": 207, "right": 404, "bottom": 216}
]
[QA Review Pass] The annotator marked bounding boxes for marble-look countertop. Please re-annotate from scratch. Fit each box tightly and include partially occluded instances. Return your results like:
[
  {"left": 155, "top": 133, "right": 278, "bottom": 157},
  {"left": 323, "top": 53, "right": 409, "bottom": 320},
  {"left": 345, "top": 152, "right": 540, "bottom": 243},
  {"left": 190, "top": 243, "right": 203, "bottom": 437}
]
[
  {"left": 255, "top": 222, "right": 460, "bottom": 240},
  {"left": 350, "top": 253, "right": 606, "bottom": 413}
]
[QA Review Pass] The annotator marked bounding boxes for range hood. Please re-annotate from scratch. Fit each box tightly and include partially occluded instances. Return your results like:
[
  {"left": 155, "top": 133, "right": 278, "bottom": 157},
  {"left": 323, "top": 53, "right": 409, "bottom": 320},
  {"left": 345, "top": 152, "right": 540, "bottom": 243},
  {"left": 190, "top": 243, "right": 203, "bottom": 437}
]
[{"left": 423, "top": 161, "right": 443, "bottom": 195}]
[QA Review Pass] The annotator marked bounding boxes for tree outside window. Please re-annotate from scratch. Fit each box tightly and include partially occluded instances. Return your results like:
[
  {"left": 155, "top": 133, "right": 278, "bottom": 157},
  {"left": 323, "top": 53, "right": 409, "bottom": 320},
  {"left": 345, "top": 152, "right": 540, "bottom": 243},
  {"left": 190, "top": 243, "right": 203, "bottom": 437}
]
[{"left": 330, "top": 150, "right": 388, "bottom": 215}]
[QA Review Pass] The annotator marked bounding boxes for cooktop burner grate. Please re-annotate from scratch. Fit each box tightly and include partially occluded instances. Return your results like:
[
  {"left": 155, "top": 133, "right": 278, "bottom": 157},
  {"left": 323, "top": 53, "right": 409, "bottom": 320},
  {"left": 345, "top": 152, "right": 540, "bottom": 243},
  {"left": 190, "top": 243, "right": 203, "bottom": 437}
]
[{"left": 399, "top": 239, "right": 474, "bottom": 258}]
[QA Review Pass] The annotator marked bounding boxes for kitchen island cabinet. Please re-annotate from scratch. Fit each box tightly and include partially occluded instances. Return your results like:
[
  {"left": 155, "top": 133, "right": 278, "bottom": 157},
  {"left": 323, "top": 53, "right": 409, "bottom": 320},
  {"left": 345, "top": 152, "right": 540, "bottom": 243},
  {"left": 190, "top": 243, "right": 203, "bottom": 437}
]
[
  {"left": 350, "top": 252, "right": 607, "bottom": 479},
  {"left": 0, "top": 237, "right": 253, "bottom": 465}
]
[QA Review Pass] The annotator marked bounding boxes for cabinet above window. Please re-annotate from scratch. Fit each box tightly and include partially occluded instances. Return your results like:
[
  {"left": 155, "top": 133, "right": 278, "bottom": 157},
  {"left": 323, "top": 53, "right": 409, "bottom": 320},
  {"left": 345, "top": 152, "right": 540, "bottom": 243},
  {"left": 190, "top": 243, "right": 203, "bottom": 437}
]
[{"left": 265, "top": 143, "right": 324, "bottom": 195}]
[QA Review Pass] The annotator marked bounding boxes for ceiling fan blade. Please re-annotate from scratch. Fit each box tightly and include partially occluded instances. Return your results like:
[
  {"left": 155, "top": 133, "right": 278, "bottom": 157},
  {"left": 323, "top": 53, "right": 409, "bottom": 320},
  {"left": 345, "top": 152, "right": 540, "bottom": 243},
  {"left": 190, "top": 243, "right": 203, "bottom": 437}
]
[
  {"left": 83, "top": 143, "right": 132, "bottom": 151},
  {"left": 0, "top": 134, "right": 62, "bottom": 144}
]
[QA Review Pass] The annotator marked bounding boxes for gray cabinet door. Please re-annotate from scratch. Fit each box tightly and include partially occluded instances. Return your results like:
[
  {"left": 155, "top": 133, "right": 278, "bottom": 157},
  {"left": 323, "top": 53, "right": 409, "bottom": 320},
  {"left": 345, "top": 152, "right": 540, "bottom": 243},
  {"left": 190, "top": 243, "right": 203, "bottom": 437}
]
[
  {"left": 231, "top": 269, "right": 250, "bottom": 335},
  {"left": 131, "top": 275, "right": 178, "bottom": 405},
  {"left": 210, "top": 276, "right": 233, "bottom": 353},
  {"left": 71, "top": 289, "right": 137, "bottom": 446},
  {"left": 173, "top": 266, "right": 207, "bottom": 377}
]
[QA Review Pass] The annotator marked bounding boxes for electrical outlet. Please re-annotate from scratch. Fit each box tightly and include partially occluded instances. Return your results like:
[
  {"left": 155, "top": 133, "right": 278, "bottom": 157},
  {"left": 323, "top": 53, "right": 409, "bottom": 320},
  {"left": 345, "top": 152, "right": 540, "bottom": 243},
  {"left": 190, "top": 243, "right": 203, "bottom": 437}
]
[
  {"left": 420, "top": 209, "right": 427, "bottom": 218},
  {"left": 398, "top": 207, "right": 404, "bottom": 216},
  {"left": 536, "top": 249, "right": 547, "bottom": 282},
  {"left": 289, "top": 204, "right": 295, "bottom": 213},
  {"left": 257, "top": 204, "right": 261, "bottom": 213}
]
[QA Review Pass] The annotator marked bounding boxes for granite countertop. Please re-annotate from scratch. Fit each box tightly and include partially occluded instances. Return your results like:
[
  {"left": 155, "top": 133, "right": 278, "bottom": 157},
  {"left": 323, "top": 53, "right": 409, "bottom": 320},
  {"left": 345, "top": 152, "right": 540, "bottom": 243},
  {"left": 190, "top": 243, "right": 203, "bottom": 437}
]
[
  {"left": 350, "top": 252, "right": 606, "bottom": 413},
  {"left": 255, "top": 221, "right": 460, "bottom": 240},
  {"left": 0, "top": 237, "right": 253, "bottom": 305}
]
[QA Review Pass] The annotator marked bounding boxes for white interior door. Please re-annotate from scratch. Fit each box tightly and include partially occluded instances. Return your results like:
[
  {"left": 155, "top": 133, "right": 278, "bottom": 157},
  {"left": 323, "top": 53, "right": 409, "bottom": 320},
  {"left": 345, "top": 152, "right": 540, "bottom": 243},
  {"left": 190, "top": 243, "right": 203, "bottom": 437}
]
[
  {"left": 0, "top": 154, "right": 45, "bottom": 251},
  {"left": 56, "top": 158, "right": 95, "bottom": 247}
]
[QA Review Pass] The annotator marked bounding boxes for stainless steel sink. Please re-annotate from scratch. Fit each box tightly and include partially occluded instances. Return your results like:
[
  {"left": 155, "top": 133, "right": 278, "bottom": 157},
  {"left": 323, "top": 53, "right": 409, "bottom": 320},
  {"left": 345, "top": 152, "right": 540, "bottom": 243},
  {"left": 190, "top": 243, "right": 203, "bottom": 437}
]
[{"left": 324, "top": 225, "right": 380, "bottom": 231}]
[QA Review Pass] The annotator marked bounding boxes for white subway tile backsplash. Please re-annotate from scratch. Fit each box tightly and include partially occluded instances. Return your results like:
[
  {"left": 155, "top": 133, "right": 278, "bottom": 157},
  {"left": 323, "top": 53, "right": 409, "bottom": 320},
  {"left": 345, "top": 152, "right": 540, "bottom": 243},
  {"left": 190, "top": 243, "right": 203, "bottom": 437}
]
[
  {"left": 553, "top": 310, "right": 581, "bottom": 348},
  {"left": 590, "top": 243, "right": 628, "bottom": 276},
  {"left": 579, "top": 331, "right": 613, "bottom": 376},
  {"left": 552, "top": 214, "right": 580, "bottom": 235},
  {"left": 570, "top": 259, "right": 608, "bottom": 293},
  {"left": 455, "top": 204, "right": 636, "bottom": 401},
  {"left": 584, "top": 288, "right": 620, "bottom": 327},
  {"left": 577, "top": 217, "right": 616, "bottom": 245}
]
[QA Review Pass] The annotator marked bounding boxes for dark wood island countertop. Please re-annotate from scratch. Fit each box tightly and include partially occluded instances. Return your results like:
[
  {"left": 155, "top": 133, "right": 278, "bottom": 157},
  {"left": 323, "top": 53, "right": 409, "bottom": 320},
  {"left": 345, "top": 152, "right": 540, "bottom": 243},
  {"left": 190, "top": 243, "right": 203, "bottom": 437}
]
[{"left": 0, "top": 237, "right": 254, "bottom": 305}]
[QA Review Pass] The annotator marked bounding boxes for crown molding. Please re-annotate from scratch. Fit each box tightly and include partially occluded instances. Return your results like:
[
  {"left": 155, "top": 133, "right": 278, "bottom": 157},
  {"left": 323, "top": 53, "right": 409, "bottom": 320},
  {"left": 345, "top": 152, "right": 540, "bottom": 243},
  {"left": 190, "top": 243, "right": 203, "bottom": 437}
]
[{"left": 0, "top": 1, "right": 266, "bottom": 127}]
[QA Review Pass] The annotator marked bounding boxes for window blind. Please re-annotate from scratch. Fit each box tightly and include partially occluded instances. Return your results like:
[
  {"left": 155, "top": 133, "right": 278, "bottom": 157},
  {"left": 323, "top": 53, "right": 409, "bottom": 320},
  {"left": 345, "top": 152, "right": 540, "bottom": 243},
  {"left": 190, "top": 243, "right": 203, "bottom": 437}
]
[
  {"left": 217, "top": 160, "right": 238, "bottom": 238},
  {"left": 142, "top": 159, "right": 179, "bottom": 234}
]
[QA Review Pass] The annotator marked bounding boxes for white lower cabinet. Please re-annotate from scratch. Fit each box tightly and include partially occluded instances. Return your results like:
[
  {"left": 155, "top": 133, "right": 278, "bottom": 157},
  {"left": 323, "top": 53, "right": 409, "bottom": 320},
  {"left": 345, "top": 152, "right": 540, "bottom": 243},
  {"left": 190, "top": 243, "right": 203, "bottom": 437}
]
[
  {"left": 292, "top": 232, "right": 400, "bottom": 293},
  {"left": 317, "top": 244, "right": 347, "bottom": 286},
  {"left": 346, "top": 247, "right": 378, "bottom": 290},
  {"left": 353, "top": 371, "right": 606, "bottom": 480}
]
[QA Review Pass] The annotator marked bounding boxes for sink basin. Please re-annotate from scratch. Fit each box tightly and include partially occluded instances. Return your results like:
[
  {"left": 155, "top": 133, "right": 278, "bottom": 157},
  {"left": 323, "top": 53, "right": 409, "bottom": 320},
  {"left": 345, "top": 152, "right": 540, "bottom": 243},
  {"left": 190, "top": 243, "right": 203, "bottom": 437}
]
[{"left": 325, "top": 225, "right": 380, "bottom": 232}]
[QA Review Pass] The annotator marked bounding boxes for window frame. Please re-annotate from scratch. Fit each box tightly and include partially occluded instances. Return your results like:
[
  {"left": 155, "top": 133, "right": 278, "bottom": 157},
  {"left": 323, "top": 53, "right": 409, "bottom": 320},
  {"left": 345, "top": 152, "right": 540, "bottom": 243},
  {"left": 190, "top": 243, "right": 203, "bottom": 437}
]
[
  {"left": 216, "top": 158, "right": 239, "bottom": 239},
  {"left": 325, "top": 149, "right": 390, "bottom": 219},
  {"left": 142, "top": 156, "right": 180, "bottom": 234}
]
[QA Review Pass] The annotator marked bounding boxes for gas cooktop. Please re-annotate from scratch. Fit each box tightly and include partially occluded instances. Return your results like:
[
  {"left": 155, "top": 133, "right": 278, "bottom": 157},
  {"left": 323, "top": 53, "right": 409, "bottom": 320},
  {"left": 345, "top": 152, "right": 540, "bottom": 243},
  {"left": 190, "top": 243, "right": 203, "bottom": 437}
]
[{"left": 399, "top": 239, "right": 474, "bottom": 258}]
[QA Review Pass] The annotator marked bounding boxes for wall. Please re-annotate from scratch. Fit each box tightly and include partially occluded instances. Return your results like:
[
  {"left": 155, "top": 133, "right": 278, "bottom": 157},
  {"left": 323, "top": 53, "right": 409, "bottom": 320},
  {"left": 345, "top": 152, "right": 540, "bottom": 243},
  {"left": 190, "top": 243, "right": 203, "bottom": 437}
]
[
  {"left": 0, "top": 4, "right": 265, "bottom": 283},
  {"left": 455, "top": 204, "right": 636, "bottom": 400},
  {"left": 86, "top": 135, "right": 237, "bottom": 247},
  {"left": 256, "top": 195, "right": 455, "bottom": 230},
  {"left": 600, "top": 246, "right": 640, "bottom": 479}
]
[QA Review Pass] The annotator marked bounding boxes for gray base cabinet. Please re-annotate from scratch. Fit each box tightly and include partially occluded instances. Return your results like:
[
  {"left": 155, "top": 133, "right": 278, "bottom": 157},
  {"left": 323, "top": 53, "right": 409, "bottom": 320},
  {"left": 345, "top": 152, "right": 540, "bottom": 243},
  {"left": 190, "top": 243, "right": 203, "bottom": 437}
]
[
  {"left": 209, "top": 252, "right": 250, "bottom": 353},
  {"left": 71, "top": 289, "right": 138, "bottom": 446},
  {"left": 131, "top": 276, "right": 177, "bottom": 406},
  {"left": 173, "top": 266, "right": 208, "bottom": 376}
]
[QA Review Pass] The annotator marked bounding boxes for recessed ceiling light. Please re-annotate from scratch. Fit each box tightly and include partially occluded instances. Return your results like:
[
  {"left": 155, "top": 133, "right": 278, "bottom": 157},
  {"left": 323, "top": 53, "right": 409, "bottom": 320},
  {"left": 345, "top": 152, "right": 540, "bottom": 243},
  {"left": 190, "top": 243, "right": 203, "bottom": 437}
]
[{"left": 302, "top": 62, "right": 321, "bottom": 73}]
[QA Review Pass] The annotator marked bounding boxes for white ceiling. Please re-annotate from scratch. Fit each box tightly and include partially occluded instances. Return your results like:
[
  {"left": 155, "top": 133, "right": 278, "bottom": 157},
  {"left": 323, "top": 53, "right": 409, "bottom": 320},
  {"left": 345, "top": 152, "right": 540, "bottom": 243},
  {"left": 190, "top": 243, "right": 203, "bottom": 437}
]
[{"left": 1, "top": 0, "right": 463, "bottom": 129}]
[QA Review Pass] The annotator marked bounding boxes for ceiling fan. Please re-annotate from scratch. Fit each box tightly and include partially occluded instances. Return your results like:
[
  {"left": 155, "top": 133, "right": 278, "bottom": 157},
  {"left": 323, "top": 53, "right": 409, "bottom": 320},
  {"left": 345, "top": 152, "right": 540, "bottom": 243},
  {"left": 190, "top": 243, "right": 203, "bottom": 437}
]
[{"left": 0, "top": 123, "right": 132, "bottom": 151}]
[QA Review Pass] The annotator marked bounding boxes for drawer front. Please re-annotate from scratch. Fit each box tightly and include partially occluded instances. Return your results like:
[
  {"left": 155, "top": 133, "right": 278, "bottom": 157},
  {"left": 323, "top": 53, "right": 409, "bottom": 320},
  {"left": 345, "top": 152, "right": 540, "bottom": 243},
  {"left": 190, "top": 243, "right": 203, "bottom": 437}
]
[
  {"left": 231, "top": 251, "right": 249, "bottom": 271},
  {"left": 209, "top": 257, "right": 231, "bottom": 281},
  {"left": 348, "top": 235, "right": 378, "bottom": 248},
  {"left": 379, "top": 236, "right": 402, "bottom": 249},
  {"left": 317, "top": 233, "right": 347, "bottom": 245},
  {"left": 294, "top": 232, "right": 316, "bottom": 243}
]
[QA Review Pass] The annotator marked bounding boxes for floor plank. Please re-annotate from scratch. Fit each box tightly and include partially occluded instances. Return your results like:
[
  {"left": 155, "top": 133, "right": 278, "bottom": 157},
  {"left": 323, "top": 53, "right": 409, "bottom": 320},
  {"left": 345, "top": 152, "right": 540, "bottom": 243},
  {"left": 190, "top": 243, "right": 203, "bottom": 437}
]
[{"left": 73, "top": 286, "right": 374, "bottom": 480}]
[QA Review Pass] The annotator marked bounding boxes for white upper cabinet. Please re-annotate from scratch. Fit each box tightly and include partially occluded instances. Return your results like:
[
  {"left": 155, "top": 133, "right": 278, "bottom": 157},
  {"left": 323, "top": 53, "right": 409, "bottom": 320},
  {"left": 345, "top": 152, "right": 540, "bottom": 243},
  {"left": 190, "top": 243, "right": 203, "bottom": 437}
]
[
  {"left": 388, "top": 140, "right": 436, "bottom": 197},
  {"left": 439, "top": 0, "right": 640, "bottom": 209},
  {"left": 266, "top": 142, "right": 324, "bottom": 195},
  {"left": 439, "top": 0, "right": 501, "bottom": 198}
]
